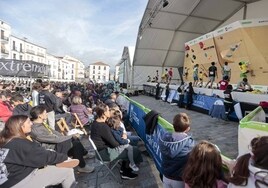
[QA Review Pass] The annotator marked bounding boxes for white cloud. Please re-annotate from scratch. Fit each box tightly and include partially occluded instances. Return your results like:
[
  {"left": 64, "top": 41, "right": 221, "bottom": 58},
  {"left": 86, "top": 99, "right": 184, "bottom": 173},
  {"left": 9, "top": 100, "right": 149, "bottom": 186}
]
[{"left": 0, "top": 0, "right": 147, "bottom": 68}]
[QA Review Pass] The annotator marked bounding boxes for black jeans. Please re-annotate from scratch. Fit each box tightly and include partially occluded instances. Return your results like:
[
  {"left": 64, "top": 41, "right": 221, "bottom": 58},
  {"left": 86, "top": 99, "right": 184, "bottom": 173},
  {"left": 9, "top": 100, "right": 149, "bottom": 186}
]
[{"left": 55, "top": 138, "right": 87, "bottom": 167}]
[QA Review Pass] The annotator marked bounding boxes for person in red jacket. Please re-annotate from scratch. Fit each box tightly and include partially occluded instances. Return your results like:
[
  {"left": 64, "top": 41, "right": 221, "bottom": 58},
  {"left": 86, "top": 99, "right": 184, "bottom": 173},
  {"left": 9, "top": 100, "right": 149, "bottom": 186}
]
[{"left": 0, "top": 92, "right": 12, "bottom": 122}]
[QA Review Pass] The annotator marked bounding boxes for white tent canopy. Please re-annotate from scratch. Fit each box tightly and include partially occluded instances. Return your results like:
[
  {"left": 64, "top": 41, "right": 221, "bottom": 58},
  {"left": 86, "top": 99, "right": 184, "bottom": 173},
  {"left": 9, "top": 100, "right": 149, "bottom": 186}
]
[{"left": 133, "top": 0, "right": 261, "bottom": 68}]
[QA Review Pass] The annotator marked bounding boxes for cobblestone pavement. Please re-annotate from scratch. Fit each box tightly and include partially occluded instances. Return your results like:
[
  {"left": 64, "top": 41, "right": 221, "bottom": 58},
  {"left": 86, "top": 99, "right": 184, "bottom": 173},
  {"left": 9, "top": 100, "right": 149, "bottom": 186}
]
[{"left": 75, "top": 95, "right": 239, "bottom": 188}]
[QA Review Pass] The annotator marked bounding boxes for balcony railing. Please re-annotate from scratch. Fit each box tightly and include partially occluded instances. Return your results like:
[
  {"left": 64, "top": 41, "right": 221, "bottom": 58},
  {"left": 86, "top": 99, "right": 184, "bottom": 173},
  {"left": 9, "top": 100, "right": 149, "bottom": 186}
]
[
  {"left": 1, "top": 49, "right": 9, "bottom": 54},
  {"left": 26, "top": 49, "right": 35, "bottom": 55},
  {"left": 12, "top": 47, "right": 18, "bottom": 51},
  {"left": 0, "top": 35, "right": 9, "bottom": 42},
  {"left": 37, "top": 52, "right": 45, "bottom": 57}
]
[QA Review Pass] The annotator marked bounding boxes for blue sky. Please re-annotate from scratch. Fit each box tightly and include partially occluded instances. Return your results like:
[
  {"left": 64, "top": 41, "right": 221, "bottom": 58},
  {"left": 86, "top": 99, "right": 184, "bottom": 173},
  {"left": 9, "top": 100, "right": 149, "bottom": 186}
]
[{"left": 0, "top": 0, "right": 147, "bottom": 68}]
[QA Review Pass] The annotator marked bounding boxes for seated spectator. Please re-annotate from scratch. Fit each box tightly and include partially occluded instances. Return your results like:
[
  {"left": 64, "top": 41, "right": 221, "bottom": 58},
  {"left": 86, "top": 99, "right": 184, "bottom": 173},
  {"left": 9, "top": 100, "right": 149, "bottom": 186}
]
[
  {"left": 183, "top": 141, "right": 227, "bottom": 188},
  {"left": 159, "top": 113, "right": 194, "bottom": 188},
  {"left": 53, "top": 89, "right": 72, "bottom": 126},
  {"left": 112, "top": 109, "right": 140, "bottom": 146},
  {"left": 0, "top": 115, "right": 78, "bottom": 188},
  {"left": 69, "top": 96, "right": 92, "bottom": 126},
  {"left": 107, "top": 116, "right": 139, "bottom": 171},
  {"left": 228, "top": 136, "right": 268, "bottom": 188},
  {"left": 30, "top": 105, "right": 95, "bottom": 174},
  {"left": 105, "top": 93, "right": 117, "bottom": 108},
  {"left": 237, "top": 78, "right": 253, "bottom": 92},
  {"left": 0, "top": 92, "right": 12, "bottom": 122},
  {"left": 218, "top": 76, "right": 229, "bottom": 90},
  {"left": 91, "top": 103, "right": 143, "bottom": 180},
  {"left": 10, "top": 94, "right": 32, "bottom": 116}
]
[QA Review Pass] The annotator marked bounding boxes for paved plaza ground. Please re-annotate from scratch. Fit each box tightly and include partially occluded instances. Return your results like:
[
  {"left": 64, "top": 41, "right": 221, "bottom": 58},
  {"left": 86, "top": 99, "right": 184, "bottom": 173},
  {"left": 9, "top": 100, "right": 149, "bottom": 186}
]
[{"left": 75, "top": 95, "right": 239, "bottom": 188}]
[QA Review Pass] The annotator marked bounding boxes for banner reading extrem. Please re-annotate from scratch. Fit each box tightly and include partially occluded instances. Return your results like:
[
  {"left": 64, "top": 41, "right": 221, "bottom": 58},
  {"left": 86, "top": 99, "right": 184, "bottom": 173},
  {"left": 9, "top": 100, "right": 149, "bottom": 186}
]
[{"left": 0, "top": 59, "right": 50, "bottom": 77}]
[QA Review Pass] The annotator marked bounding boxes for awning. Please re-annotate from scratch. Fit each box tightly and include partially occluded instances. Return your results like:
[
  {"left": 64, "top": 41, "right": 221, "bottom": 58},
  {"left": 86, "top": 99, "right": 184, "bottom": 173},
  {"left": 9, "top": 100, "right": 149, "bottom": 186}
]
[{"left": 133, "top": 0, "right": 260, "bottom": 68}]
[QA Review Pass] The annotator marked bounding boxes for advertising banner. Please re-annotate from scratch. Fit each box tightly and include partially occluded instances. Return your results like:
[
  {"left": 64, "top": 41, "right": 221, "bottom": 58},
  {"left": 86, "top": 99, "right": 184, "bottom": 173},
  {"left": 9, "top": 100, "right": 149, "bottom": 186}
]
[
  {"left": 0, "top": 59, "right": 50, "bottom": 77},
  {"left": 128, "top": 100, "right": 173, "bottom": 173}
]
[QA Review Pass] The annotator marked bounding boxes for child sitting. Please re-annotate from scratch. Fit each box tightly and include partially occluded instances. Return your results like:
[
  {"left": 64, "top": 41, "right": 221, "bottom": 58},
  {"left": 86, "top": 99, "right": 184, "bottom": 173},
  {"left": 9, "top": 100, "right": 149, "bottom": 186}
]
[{"left": 107, "top": 116, "right": 139, "bottom": 171}]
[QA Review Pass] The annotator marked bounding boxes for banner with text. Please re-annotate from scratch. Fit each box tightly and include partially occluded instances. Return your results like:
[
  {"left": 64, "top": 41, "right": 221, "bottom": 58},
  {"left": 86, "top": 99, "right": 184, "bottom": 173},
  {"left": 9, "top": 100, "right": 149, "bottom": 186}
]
[{"left": 0, "top": 59, "right": 50, "bottom": 77}]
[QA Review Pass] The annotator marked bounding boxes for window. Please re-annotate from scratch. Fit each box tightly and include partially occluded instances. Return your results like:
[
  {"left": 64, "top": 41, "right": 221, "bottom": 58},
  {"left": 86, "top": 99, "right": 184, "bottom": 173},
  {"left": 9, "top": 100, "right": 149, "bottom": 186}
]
[
  {"left": 1, "top": 30, "right": 4, "bottom": 38},
  {"left": 19, "top": 55, "right": 22, "bottom": 60},
  {"left": 13, "top": 54, "right": 16, "bottom": 59},
  {"left": 104, "top": 66, "right": 106, "bottom": 70},
  {"left": 13, "top": 41, "right": 15, "bottom": 50},
  {"left": 20, "top": 43, "right": 22, "bottom": 52},
  {"left": 93, "top": 66, "right": 95, "bottom": 69},
  {"left": 98, "top": 76, "right": 100, "bottom": 79},
  {"left": 93, "top": 70, "right": 95, "bottom": 74},
  {"left": 93, "top": 75, "right": 95, "bottom": 79},
  {"left": 98, "top": 66, "right": 101, "bottom": 70}
]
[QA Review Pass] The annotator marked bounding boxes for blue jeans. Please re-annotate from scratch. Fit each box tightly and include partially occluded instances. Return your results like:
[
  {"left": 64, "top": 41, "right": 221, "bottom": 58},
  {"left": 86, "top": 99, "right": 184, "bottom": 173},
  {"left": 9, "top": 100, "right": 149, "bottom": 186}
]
[{"left": 127, "top": 135, "right": 140, "bottom": 146}]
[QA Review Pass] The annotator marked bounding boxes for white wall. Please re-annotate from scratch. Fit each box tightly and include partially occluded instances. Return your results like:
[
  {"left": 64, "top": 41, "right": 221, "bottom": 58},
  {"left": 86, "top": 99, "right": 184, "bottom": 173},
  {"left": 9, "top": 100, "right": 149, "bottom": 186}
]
[{"left": 219, "top": 0, "right": 268, "bottom": 27}]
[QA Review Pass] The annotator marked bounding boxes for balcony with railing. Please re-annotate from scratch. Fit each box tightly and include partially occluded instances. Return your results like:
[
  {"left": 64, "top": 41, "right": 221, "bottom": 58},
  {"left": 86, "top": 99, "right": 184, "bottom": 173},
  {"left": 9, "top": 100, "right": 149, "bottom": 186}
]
[
  {"left": 1, "top": 48, "right": 9, "bottom": 54},
  {"left": 0, "top": 35, "right": 9, "bottom": 43},
  {"left": 37, "top": 52, "right": 45, "bottom": 57},
  {"left": 26, "top": 49, "right": 35, "bottom": 55}
]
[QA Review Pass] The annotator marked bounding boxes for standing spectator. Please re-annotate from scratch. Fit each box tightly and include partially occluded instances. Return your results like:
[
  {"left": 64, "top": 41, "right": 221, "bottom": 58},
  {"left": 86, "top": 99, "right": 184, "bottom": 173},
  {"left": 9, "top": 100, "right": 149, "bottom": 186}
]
[
  {"left": 205, "top": 62, "right": 218, "bottom": 88},
  {"left": 168, "top": 68, "right": 173, "bottom": 82},
  {"left": 218, "top": 76, "right": 229, "bottom": 90},
  {"left": 31, "top": 82, "right": 41, "bottom": 107},
  {"left": 155, "top": 83, "right": 161, "bottom": 100},
  {"left": 193, "top": 64, "right": 199, "bottom": 87},
  {"left": 183, "top": 141, "right": 227, "bottom": 188},
  {"left": 185, "top": 82, "right": 195, "bottom": 110},
  {"left": 224, "top": 85, "right": 234, "bottom": 117},
  {"left": 147, "top": 76, "right": 151, "bottom": 82},
  {"left": 165, "top": 83, "right": 170, "bottom": 102},
  {"left": 165, "top": 68, "right": 169, "bottom": 83},
  {"left": 155, "top": 70, "right": 159, "bottom": 81},
  {"left": 38, "top": 81, "right": 57, "bottom": 129},
  {"left": 159, "top": 113, "right": 194, "bottom": 188},
  {"left": 222, "top": 62, "right": 231, "bottom": 80}
]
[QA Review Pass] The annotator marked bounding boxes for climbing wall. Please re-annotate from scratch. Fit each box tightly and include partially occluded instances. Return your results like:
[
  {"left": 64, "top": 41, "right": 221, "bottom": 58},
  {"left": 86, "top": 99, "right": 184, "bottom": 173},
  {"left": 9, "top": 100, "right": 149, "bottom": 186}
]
[
  {"left": 184, "top": 32, "right": 221, "bottom": 83},
  {"left": 184, "top": 18, "right": 268, "bottom": 86}
]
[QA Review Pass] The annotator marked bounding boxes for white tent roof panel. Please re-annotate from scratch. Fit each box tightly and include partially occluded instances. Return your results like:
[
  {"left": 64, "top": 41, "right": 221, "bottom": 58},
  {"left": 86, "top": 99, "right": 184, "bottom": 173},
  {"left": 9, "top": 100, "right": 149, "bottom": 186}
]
[
  {"left": 139, "top": 29, "right": 174, "bottom": 50},
  {"left": 135, "top": 49, "right": 167, "bottom": 66},
  {"left": 170, "top": 32, "right": 201, "bottom": 51},
  {"left": 192, "top": 0, "right": 243, "bottom": 20},
  {"left": 152, "top": 12, "right": 187, "bottom": 30},
  {"left": 133, "top": 0, "right": 261, "bottom": 68}
]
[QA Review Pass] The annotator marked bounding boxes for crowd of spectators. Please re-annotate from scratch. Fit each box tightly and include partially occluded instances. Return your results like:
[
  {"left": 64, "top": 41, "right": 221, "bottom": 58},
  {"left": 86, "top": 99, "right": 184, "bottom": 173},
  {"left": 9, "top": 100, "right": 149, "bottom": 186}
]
[{"left": 0, "top": 79, "right": 143, "bottom": 187}]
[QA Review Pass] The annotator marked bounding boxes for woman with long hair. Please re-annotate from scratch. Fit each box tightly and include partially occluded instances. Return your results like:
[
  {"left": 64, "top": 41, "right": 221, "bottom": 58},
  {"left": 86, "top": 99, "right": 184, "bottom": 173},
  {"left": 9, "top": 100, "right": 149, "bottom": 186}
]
[
  {"left": 183, "top": 141, "right": 227, "bottom": 188},
  {"left": 228, "top": 136, "right": 268, "bottom": 188},
  {"left": 0, "top": 115, "right": 78, "bottom": 188},
  {"left": 90, "top": 103, "right": 143, "bottom": 180}
]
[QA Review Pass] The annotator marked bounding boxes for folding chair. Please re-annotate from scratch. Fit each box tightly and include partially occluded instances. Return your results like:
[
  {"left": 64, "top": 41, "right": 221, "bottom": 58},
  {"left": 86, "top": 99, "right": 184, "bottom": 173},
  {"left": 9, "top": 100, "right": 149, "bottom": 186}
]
[
  {"left": 88, "top": 137, "right": 122, "bottom": 187},
  {"left": 56, "top": 118, "right": 70, "bottom": 135},
  {"left": 71, "top": 113, "right": 87, "bottom": 135}
]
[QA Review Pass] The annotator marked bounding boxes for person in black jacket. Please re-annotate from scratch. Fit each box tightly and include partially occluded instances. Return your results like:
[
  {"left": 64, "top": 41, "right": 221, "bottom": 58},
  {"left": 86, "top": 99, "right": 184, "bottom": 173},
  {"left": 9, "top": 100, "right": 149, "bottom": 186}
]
[
  {"left": 0, "top": 115, "right": 78, "bottom": 188},
  {"left": 185, "top": 82, "right": 195, "bottom": 110},
  {"left": 11, "top": 94, "right": 32, "bottom": 116},
  {"left": 38, "top": 81, "right": 57, "bottom": 129},
  {"left": 91, "top": 103, "right": 142, "bottom": 180}
]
